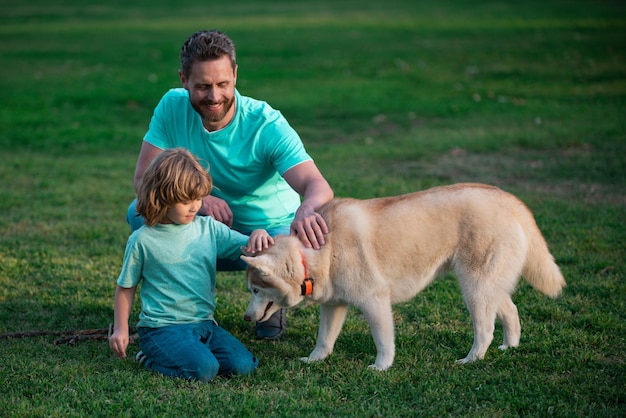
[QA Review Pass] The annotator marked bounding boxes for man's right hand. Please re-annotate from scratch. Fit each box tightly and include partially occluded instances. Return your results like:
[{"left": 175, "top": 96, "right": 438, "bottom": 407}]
[{"left": 202, "top": 195, "right": 234, "bottom": 227}]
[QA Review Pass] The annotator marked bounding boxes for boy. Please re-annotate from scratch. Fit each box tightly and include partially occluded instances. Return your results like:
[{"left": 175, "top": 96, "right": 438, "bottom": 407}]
[{"left": 109, "top": 148, "right": 272, "bottom": 381}]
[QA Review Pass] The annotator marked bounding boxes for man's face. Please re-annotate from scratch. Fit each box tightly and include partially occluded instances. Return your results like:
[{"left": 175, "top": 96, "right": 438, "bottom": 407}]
[{"left": 180, "top": 55, "right": 237, "bottom": 131}]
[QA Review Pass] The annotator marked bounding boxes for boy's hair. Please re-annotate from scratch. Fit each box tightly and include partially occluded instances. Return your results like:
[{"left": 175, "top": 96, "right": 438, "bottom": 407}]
[
  {"left": 136, "top": 148, "right": 212, "bottom": 226},
  {"left": 180, "top": 29, "right": 237, "bottom": 79}
]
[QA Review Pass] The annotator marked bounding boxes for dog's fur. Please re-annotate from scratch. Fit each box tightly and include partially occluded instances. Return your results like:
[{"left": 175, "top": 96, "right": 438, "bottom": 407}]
[{"left": 242, "top": 183, "right": 565, "bottom": 370}]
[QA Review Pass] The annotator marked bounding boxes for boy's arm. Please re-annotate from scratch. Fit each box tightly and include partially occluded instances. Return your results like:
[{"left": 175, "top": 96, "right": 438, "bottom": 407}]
[{"left": 109, "top": 285, "right": 137, "bottom": 359}]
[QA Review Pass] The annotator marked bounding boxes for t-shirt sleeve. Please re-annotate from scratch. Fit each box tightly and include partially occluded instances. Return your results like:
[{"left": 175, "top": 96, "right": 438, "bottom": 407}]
[
  {"left": 263, "top": 112, "right": 312, "bottom": 175},
  {"left": 143, "top": 93, "right": 172, "bottom": 150},
  {"left": 117, "top": 232, "right": 143, "bottom": 288},
  {"left": 212, "top": 220, "right": 250, "bottom": 261},
  {"left": 144, "top": 89, "right": 195, "bottom": 150}
]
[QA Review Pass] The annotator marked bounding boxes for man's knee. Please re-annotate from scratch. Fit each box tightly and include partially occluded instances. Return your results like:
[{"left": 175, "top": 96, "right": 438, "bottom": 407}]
[{"left": 127, "top": 198, "right": 145, "bottom": 231}]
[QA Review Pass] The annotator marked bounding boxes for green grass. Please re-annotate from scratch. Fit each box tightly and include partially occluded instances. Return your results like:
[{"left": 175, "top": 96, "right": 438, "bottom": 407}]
[{"left": 1, "top": 0, "right": 625, "bottom": 416}]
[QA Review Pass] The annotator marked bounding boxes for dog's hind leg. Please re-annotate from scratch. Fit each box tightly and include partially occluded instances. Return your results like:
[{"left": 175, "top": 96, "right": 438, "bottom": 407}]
[
  {"left": 302, "top": 303, "right": 349, "bottom": 364},
  {"left": 456, "top": 285, "right": 498, "bottom": 364},
  {"left": 359, "top": 297, "right": 395, "bottom": 371},
  {"left": 496, "top": 295, "right": 520, "bottom": 351}
]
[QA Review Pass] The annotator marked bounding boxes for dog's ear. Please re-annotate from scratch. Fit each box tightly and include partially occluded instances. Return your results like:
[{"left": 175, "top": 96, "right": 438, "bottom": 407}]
[
  {"left": 240, "top": 246, "right": 255, "bottom": 257},
  {"left": 240, "top": 254, "right": 255, "bottom": 265},
  {"left": 239, "top": 255, "right": 269, "bottom": 275}
]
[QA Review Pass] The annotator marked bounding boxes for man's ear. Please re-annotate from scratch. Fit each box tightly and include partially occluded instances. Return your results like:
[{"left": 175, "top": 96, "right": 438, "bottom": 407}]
[{"left": 178, "top": 69, "right": 188, "bottom": 89}]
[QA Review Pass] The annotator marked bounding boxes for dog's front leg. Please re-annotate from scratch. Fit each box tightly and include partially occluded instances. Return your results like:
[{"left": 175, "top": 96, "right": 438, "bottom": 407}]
[
  {"left": 301, "top": 303, "right": 348, "bottom": 364},
  {"left": 360, "top": 297, "right": 395, "bottom": 371}
]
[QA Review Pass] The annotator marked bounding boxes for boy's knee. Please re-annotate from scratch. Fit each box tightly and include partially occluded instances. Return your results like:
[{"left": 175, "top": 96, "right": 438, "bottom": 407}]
[
  {"left": 190, "top": 360, "right": 220, "bottom": 382},
  {"left": 230, "top": 355, "right": 258, "bottom": 377},
  {"left": 193, "top": 355, "right": 257, "bottom": 381}
]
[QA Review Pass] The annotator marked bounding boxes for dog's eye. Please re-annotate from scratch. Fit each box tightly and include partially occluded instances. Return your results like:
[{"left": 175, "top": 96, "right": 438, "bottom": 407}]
[{"left": 253, "top": 289, "right": 259, "bottom": 294}]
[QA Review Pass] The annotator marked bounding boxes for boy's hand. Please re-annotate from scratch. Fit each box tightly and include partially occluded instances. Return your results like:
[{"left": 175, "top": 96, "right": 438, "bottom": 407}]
[
  {"left": 246, "top": 229, "right": 274, "bottom": 254},
  {"left": 109, "top": 329, "right": 130, "bottom": 359}
]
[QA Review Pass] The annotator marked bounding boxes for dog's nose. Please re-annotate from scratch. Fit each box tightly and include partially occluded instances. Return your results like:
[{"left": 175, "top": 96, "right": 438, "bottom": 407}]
[{"left": 243, "top": 314, "right": 251, "bottom": 322}]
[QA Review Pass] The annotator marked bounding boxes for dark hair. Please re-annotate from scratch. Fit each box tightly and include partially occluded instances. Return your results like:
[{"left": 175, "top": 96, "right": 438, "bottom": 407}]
[{"left": 180, "top": 29, "right": 237, "bottom": 78}]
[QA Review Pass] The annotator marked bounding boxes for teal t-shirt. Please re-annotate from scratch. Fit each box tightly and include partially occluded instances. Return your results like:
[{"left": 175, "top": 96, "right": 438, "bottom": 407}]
[
  {"left": 117, "top": 216, "right": 249, "bottom": 328},
  {"left": 144, "top": 88, "right": 312, "bottom": 232}
]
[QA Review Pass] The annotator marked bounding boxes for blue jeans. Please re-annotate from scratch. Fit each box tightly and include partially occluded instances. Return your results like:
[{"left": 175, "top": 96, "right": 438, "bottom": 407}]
[
  {"left": 137, "top": 321, "right": 258, "bottom": 382},
  {"left": 127, "top": 198, "right": 290, "bottom": 270}
]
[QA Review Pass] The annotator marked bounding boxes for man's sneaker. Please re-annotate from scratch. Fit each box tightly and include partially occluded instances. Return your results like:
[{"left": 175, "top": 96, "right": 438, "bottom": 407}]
[
  {"left": 255, "top": 308, "right": 286, "bottom": 340},
  {"left": 135, "top": 350, "right": 147, "bottom": 366}
]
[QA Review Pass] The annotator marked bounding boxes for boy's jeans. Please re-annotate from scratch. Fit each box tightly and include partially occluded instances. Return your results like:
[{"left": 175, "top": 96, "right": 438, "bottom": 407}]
[{"left": 137, "top": 320, "right": 258, "bottom": 382}]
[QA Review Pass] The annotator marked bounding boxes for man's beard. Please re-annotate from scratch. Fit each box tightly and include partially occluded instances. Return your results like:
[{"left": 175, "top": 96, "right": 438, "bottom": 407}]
[{"left": 192, "top": 95, "right": 235, "bottom": 125}]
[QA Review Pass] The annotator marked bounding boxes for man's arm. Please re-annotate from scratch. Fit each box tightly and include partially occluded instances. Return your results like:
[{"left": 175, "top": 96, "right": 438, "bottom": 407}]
[
  {"left": 133, "top": 141, "right": 163, "bottom": 194},
  {"left": 282, "top": 160, "right": 334, "bottom": 249}
]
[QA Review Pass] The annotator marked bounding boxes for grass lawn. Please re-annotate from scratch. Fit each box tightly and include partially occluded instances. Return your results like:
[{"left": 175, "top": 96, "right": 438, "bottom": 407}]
[{"left": 1, "top": 0, "right": 625, "bottom": 416}]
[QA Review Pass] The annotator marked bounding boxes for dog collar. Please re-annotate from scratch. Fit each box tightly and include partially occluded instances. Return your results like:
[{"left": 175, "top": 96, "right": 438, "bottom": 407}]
[{"left": 300, "top": 252, "right": 314, "bottom": 296}]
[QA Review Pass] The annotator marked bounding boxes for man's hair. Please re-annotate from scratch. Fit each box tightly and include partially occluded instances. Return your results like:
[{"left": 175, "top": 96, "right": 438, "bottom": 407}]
[
  {"left": 136, "top": 148, "right": 212, "bottom": 226},
  {"left": 180, "top": 29, "right": 237, "bottom": 78}
]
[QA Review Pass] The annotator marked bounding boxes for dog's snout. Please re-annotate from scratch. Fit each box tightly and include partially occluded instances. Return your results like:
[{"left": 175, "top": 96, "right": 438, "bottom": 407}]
[{"left": 243, "top": 314, "right": 252, "bottom": 322}]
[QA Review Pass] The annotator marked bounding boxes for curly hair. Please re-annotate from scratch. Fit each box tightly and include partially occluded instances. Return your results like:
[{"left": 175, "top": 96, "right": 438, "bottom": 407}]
[
  {"left": 180, "top": 29, "right": 237, "bottom": 78},
  {"left": 136, "top": 148, "right": 212, "bottom": 226}
]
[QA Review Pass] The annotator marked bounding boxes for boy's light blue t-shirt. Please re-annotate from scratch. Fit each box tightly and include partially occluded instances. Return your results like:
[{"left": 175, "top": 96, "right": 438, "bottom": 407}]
[
  {"left": 144, "top": 88, "right": 312, "bottom": 232},
  {"left": 117, "top": 217, "right": 249, "bottom": 328}
]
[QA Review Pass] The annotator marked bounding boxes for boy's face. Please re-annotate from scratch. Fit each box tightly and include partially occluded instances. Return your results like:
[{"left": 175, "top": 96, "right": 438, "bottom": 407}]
[
  {"left": 165, "top": 199, "right": 203, "bottom": 225},
  {"left": 179, "top": 55, "right": 238, "bottom": 132}
]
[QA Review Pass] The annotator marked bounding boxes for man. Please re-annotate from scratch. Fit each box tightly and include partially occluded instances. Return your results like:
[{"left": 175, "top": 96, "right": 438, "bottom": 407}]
[{"left": 127, "top": 29, "right": 334, "bottom": 340}]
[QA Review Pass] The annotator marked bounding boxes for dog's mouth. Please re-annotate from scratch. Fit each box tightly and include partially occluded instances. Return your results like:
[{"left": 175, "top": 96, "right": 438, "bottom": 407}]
[{"left": 259, "top": 302, "right": 274, "bottom": 322}]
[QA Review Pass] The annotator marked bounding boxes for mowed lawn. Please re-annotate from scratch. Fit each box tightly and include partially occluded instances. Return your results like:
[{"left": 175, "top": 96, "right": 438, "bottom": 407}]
[{"left": 1, "top": 1, "right": 624, "bottom": 416}]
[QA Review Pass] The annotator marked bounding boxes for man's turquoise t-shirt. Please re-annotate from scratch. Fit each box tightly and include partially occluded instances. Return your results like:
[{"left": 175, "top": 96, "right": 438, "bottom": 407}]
[
  {"left": 144, "top": 88, "right": 312, "bottom": 232},
  {"left": 117, "top": 216, "right": 249, "bottom": 328}
]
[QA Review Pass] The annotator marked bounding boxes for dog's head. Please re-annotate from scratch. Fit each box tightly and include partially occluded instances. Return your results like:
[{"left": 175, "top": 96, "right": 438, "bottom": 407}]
[{"left": 240, "top": 236, "right": 307, "bottom": 323}]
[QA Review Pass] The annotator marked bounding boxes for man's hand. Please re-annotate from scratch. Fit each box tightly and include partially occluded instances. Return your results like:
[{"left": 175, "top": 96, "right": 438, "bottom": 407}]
[
  {"left": 282, "top": 161, "right": 334, "bottom": 250},
  {"left": 290, "top": 204, "right": 329, "bottom": 250},
  {"left": 202, "top": 195, "right": 233, "bottom": 227}
]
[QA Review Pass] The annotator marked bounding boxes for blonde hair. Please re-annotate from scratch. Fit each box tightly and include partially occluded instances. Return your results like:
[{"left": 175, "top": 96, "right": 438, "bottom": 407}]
[{"left": 136, "top": 148, "right": 212, "bottom": 226}]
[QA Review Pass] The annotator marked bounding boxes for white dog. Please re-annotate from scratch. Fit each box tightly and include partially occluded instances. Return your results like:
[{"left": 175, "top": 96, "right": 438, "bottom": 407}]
[{"left": 242, "top": 183, "right": 565, "bottom": 370}]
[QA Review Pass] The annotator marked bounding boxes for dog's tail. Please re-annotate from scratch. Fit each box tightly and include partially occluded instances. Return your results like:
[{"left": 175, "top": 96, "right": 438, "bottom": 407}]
[{"left": 521, "top": 214, "right": 566, "bottom": 298}]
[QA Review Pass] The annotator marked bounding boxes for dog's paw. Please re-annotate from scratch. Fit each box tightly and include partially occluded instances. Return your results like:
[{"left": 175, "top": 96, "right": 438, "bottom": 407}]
[
  {"left": 299, "top": 356, "right": 320, "bottom": 364},
  {"left": 304, "top": 347, "right": 331, "bottom": 362},
  {"left": 456, "top": 353, "right": 483, "bottom": 364},
  {"left": 455, "top": 346, "right": 489, "bottom": 364},
  {"left": 367, "top": 363, "right": 390, "bottom": 372}
]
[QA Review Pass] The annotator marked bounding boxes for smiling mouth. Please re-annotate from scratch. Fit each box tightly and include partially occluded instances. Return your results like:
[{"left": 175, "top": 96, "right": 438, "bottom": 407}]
[
  {"left": 203, "top": 100, "right": 223, "bottom": 108},
  {"left": 259, "top": 302, "right": 274, "bottom": 322}
]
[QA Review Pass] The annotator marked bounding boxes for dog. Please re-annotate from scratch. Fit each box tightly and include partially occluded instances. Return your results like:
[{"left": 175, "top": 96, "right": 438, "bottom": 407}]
[{"left": 241, "top": 183, "right": 565, "bottom": 370}]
